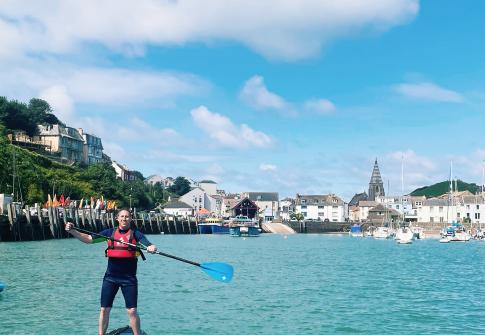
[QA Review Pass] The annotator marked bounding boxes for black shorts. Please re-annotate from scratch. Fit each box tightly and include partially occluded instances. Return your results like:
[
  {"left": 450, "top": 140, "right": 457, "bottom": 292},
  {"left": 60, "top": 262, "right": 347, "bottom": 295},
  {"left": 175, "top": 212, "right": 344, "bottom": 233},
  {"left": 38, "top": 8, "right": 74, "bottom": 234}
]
[{"left": 100, "top": 274, "right": 138, "bottom": 308}]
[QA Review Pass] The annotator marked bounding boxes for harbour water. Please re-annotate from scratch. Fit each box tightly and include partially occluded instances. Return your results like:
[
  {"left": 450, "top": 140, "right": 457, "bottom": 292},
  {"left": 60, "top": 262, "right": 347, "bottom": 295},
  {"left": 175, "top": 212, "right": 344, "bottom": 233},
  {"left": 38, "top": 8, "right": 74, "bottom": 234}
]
[{"left": 1, "top": 234, "right": 485, "bottom": 334}]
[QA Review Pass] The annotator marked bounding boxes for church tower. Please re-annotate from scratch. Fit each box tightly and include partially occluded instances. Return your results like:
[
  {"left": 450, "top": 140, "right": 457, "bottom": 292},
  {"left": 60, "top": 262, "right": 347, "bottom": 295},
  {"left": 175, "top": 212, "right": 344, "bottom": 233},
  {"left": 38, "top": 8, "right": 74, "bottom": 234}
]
[{"left": 368, "top": 159, "right": 385, "bottom": 201}]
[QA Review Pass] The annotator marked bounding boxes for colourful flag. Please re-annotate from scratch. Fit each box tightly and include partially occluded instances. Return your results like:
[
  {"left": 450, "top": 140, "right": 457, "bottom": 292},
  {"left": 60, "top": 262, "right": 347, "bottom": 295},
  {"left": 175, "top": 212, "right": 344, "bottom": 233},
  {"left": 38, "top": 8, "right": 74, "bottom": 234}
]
[
  {"left": 52, "top": 194, "right": 59, "bottom": 207},
  {"left": 78, "top": 198, "right": 84, "bottom": 209},
  {"left": 90, "top": 196, "right": 94, "bottom": 209},
  {"left": 47, "top": 194, "right": 52, "bottom": 208},
  {"left": 59, "top": 194, "right": 65, "bottom": 207}
]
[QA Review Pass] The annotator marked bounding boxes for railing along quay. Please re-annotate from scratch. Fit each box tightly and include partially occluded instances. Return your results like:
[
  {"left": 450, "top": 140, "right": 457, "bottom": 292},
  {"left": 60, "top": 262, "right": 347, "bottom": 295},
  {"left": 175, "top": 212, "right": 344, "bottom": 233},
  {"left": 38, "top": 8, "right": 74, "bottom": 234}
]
[{"left": 0, "top": 204, "right": 199, "bottom": 242}]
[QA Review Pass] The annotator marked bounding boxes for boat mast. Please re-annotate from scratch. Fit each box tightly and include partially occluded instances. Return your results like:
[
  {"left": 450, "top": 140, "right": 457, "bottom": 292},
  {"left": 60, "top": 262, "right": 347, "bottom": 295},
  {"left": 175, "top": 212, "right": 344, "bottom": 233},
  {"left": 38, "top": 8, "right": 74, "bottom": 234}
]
[{"left": 401, "top": 155, "right": 404, "bottom": 225}]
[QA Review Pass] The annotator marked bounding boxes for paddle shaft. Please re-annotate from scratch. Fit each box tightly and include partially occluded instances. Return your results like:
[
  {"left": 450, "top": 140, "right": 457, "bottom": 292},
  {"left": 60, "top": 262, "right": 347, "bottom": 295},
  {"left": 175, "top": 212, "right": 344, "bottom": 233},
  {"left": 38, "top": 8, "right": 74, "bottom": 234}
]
[{"left": 72, "top": 226, "right": 201, "bottom": 267}]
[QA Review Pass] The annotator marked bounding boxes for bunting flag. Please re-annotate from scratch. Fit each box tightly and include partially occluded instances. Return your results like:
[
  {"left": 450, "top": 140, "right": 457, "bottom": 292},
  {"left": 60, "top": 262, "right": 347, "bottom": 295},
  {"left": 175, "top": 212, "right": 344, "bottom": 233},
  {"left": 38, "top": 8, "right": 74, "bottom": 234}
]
[
  {"left": 47, "top": 194, "right": 52, "bottom": 208},
  {"left": 65, "top": 197, "right": 71, "bottom": 207},
  {"left": 52, "top": 194, "right": 59, "bottom": 207},
  {"left": 59, "top": 194, "right": 65, "bottom": 207},
  {"left": 78, "top": 198, "right": 84, "bottom": 209},
  {"left": 90, "top": 196, "right": 94, "bottom": 209},
  {"left": 95, "top": 198, "right": 101, "bottom": 210},
  {"left": 100, "top": 196, "right": 105, "bottom": 210}
]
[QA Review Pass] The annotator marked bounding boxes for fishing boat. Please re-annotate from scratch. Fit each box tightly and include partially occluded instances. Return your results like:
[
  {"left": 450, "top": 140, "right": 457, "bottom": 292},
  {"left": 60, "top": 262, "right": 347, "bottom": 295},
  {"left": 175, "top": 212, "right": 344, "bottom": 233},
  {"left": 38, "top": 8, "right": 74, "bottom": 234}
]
[
  {"left": 229, "top": 215, "right": 260, "bottom": 237},
  {"left": 197, "top": 217, "right": 229, "bottom": 234},
  {"left": 349, "top": 224, "right": 364, "bottom": 237},
  {"left": 107, "top": 326, "right": 147, "bottom": 335},
  {"left": 0, "top": 282, "right": 5, "bottom": 292}
]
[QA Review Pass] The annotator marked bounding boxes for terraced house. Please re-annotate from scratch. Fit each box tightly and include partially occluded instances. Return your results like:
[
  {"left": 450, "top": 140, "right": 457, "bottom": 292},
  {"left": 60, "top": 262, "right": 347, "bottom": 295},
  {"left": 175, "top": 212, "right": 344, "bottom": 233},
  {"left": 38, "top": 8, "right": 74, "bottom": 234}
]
[{"left": 295, "top": 194, "right": 348, "bottom": 222}]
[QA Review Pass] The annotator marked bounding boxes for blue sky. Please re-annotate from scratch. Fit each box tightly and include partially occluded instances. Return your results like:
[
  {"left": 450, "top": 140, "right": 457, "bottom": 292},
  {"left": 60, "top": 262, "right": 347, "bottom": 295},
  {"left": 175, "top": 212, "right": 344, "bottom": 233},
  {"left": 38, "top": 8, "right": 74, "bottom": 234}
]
[{"left": 1, "top": 0, "right": 485, "bottom": 200}]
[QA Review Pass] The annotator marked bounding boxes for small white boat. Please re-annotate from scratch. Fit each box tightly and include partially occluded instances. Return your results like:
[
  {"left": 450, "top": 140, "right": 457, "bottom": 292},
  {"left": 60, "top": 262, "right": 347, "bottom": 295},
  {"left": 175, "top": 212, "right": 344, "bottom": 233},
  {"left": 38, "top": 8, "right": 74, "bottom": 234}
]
[
  {"left": 373, "top": 226, "right": 392, "bottom": 239},
  {"left": 395, "top": 226, "right": 414, "bottom": 244}
]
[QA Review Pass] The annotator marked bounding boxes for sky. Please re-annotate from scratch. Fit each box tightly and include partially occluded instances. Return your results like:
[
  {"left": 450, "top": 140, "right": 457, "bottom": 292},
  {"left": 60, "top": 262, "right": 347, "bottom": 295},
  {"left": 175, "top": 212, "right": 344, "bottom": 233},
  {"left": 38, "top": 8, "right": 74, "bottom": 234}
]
[{"left": 1, "top": 0, "right": 485, "bottom": 201}]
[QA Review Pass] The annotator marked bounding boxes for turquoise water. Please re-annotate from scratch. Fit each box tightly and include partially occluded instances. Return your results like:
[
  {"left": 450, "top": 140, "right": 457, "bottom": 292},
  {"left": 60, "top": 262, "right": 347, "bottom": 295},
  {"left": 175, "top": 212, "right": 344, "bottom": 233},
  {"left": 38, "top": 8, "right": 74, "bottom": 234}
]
[{"left": 1, "top": 234, "right": 485, "bottom": 334}]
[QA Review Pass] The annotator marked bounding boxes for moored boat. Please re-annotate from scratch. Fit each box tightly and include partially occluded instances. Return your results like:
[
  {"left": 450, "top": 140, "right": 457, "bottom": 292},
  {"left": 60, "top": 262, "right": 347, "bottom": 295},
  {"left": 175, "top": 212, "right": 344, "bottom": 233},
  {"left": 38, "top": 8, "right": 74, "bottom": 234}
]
[
  {"left": 395, "top": 226, "right": 414, "bottom": 244},
  {"left": 197, "top": 217, "right": 229, "bottom": 234},
  {"left": 229, "top": 215, "right": 260, "bottom": 237},
  {"left": 349, "top": 224, "right": 364, "bottom": 237}
]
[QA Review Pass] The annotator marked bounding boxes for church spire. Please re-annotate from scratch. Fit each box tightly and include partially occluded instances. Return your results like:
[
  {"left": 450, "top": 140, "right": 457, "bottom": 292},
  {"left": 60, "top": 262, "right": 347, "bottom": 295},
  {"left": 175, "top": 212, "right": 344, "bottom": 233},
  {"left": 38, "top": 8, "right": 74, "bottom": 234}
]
[{"left": 368, "top": 158, "right": 385, "bottom": 201}]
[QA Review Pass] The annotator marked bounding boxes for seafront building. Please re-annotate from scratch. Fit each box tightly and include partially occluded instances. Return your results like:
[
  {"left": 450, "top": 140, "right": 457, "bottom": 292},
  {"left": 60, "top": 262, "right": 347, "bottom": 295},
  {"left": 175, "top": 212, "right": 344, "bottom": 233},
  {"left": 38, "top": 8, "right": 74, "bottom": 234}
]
[
  {"left": 294, "top": 194, "right": 348, "bottom": 222},
  {"left": 242, "top": 192, "right": 279, "bottom": 222},
  {"left": 279, "top": 198, "right": 295, "bottom": 221}
]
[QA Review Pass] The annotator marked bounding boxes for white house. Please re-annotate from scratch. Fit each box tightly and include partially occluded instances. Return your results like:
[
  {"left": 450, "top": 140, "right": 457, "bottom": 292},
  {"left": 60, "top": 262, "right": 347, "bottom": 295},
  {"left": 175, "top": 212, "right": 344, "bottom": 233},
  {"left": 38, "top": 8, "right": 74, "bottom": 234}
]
[
  {"left": 355, "top": 201, "right": 377, "bottom": 222},
  {"left": 279, "top": 198, "right": 295, "bottom": 221},
  {"left": 295, "top": 194, "right": 348, "bottom": 222},
  {"left": 162, "top": 200, "right": 193, "bottom": 218},
  {"left": 417, "top": 198, "right": 455, "bottom": 224}
]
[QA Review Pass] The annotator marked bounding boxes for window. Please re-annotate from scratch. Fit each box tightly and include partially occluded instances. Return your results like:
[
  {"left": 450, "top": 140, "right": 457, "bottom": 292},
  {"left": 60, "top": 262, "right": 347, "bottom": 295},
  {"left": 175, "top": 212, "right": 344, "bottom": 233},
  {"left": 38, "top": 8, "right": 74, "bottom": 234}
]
[
  {"left": 475, "top": 213, "right": 480, "bottom": 220},
  {"left": 440, "top": 217, "right": 444, "bottom": 223},
  {"left": 318, "top": 206, "right": 324, "bottom": 209},
  {"left": 301, "top": 205, "right": 307, "bottom": 209},
  {"left": 477, "top": 205, "right": 480, "bottom": 210},
  {"left": 430, "top": 217, "right": 434, "bottom": 223},
  {"left": 301, "top": 199, "right": 306, "bottom": 204},
  {"left": 439, "top": 207, "right": 443, "bottom": 213}
]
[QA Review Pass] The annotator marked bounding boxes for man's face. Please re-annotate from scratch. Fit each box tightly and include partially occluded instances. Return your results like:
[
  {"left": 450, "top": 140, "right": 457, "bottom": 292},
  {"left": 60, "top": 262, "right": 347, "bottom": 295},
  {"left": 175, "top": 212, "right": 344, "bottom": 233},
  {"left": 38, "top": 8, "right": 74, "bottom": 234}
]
[{"left": 117, "top": 210, "right": 131, "bottom": 230}]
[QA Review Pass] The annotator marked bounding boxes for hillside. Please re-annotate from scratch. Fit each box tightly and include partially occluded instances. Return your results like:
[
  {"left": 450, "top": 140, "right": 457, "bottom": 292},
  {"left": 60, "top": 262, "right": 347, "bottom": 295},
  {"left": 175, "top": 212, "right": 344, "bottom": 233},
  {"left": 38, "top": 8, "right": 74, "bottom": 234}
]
[
  {"left": 0, "top": 129, "right": 167, "bottom": 209},
  {"left": 410, "top": 180, "right": 480, "bottom": 197}
]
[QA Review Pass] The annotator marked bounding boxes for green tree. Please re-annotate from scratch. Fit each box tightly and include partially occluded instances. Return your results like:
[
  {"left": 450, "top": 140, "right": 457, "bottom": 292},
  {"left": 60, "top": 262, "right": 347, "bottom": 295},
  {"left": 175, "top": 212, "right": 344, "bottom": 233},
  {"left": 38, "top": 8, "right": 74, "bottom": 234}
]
[{"left": 168, "top": 176, "right": 191, "bottom": 196}]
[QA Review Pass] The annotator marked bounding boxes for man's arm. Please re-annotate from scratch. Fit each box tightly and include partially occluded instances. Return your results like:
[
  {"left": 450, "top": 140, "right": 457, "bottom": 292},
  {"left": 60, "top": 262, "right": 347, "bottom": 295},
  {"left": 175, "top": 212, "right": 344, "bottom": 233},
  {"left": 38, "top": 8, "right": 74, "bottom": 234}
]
[
  {"left": 65, "top": 222, "right": 93, "bottom": 244},
  {"left": 135, "top": 231, "right": 157, "bottom": 253}
]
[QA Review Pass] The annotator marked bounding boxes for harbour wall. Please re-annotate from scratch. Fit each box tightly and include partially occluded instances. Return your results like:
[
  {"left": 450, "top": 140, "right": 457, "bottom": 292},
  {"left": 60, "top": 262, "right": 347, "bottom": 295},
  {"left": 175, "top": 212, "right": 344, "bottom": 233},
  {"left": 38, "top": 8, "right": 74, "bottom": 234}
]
[
  {"left": 0, "top": 204, "right": 198, "bottom": 242},
  {"left": 284, "top": 221, "right": 475, "bottom": 235}
]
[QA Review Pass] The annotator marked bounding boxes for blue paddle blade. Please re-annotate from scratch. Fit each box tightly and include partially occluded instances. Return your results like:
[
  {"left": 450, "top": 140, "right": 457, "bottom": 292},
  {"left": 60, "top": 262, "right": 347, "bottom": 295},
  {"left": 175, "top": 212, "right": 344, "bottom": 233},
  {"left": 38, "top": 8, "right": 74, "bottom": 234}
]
[{"left": 200, "top": 262, "right": 234, "bottom": 283}]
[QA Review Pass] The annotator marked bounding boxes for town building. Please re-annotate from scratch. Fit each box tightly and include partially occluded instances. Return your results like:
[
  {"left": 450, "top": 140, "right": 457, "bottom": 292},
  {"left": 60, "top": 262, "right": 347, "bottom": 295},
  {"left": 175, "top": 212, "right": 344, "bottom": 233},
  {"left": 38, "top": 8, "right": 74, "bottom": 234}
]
[
  {"left": 162, "top": 200, "right": 193, "bottom": 217},
  {"left": 295, "top": 194, "right": 348, "bottom": 222},
  {"left": 77, "top": 128, "right": 103, "bottom": 165},
  {"left": 279, "top": 198, "right": 295, "bottom": 221},
  {"left": 111, "top": 161, "right": 137, "bottom": 181},
  {"left": 242, "top": 192, "right": 279, "bottom": 222},
  {"left": 35, "top": 124, "right": 84, "bottom": 163}
]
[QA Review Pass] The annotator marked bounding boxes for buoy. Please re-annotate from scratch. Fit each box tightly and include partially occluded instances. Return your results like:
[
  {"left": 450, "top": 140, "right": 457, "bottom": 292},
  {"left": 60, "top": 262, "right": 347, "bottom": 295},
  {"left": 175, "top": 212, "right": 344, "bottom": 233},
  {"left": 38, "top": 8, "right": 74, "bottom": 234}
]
[{"left": 0, "top": 282, "right": 6, "bottom": 292}]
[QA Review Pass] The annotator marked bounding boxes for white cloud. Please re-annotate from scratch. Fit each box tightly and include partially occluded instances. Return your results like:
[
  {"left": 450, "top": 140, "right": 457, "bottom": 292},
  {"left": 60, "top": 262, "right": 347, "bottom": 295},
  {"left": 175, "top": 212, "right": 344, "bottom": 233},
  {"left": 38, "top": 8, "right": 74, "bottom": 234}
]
[
  {"left": 394, "top": 82, "right": 464, "bottom": 103},
  {"left": 116, "top": 117, "right": 178, "bottom": 143},
  {"left": 304, "top": 98, "right": 336, "bottom": 115},
  {"left": 260, "top": 163, "right": 277, "bottom": 172},
  {"left": 39, "top": 85, "right": 75, "bottom": 123},
  {"left": 240, "top": 75, "right": 287, "bottom": 110},
  {"left": 0, "top": 61, "right": 208, "bottom": 107},
  {"left": 0, "top": 0, "right": 419, "bottom": 61},
  {"left": 191, "top": 105, "right": 273, "bottom": 148}
]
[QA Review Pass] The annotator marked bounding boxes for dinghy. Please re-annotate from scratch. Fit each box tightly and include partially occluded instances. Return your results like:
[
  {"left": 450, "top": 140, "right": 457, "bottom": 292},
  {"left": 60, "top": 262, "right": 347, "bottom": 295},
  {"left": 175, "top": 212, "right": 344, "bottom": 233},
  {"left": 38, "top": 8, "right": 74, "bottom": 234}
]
[{"left": 107, "top": 326, "right": 147, "bottom": 335}]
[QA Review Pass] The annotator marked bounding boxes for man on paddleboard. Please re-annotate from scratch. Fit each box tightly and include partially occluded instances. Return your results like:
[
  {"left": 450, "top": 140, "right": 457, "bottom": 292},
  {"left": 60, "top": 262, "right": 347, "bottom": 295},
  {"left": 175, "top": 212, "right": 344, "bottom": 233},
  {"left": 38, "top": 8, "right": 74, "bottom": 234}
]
[{"left": 66, "top": 209, "right": 157, "bottom": 335}]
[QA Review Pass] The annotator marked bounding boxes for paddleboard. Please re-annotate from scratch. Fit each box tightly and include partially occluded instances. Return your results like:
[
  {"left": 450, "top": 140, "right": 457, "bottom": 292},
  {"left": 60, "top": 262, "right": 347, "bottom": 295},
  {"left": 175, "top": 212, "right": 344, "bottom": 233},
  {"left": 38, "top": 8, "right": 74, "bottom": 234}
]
[
  {"left": 0, "top": 282, "right": 5, "bottom": 292},
  {"left": 107, "top": 326, "right": 147, "bottom": 335}
]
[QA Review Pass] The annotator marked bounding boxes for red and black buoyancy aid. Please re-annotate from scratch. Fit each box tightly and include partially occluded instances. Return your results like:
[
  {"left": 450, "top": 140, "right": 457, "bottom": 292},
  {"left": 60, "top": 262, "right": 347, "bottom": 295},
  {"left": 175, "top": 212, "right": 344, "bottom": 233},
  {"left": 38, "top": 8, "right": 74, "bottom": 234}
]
[{"left": 105, "top": 228, "right": 139, "bottom": 258}]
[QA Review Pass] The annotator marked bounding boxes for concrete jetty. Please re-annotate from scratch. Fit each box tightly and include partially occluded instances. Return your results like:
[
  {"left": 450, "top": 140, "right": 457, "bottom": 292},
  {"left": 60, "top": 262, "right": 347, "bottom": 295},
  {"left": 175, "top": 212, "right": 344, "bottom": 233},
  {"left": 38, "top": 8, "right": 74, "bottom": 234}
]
[{"left": 261, "top": 221, "right": 296, "bottom": 234}]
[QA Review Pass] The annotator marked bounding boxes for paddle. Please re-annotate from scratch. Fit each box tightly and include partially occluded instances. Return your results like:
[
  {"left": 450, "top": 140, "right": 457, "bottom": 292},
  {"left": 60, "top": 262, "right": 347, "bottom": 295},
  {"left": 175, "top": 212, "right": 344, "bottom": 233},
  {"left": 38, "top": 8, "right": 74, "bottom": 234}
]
[{"left": 71, "top": 226, "right": 234, "bottom": 283}]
